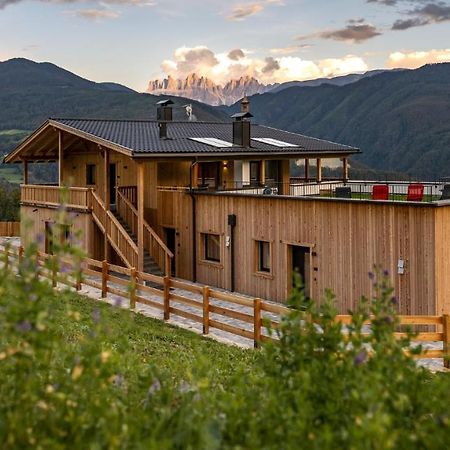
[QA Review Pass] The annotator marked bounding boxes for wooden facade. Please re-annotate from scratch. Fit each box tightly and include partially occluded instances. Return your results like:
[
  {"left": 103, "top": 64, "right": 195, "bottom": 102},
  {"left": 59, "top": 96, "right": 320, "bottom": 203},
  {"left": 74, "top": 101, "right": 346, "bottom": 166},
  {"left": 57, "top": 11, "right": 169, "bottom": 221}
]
[{"left": 7, "top": 115, "right": 450, "bottom": 317}]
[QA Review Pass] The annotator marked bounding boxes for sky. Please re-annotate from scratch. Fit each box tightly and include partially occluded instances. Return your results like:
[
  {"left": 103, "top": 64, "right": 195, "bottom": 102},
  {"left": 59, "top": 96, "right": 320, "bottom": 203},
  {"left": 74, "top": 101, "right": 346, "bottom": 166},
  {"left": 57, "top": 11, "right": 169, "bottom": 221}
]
[{"left": 0, "top": 0, "right": 449, "bottom": 90}]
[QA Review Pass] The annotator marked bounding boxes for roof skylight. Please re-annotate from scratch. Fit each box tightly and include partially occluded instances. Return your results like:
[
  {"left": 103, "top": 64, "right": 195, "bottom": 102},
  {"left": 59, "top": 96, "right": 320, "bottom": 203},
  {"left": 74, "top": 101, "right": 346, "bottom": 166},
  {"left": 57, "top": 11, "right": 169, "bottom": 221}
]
[
  {"left": 252, "top": 137, "right": 299, "bottom": 148},
  {"left": 189, "top": 137, "right": 234, "bottom": 148}
]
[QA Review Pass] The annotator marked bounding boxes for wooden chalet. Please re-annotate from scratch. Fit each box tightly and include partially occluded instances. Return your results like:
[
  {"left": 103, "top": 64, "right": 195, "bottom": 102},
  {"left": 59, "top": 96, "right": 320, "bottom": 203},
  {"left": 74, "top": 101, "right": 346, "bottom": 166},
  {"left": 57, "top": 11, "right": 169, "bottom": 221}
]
[{"left": 4, "top": 99, "right": 450, "bottom": 317}]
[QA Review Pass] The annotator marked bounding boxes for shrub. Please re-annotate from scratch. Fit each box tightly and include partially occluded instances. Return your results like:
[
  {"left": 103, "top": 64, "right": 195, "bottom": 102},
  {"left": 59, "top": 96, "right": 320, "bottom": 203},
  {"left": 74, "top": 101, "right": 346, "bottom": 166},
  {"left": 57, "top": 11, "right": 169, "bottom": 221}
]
[{"left": 0, "top": 235, "right": 449, "bottom": 449}]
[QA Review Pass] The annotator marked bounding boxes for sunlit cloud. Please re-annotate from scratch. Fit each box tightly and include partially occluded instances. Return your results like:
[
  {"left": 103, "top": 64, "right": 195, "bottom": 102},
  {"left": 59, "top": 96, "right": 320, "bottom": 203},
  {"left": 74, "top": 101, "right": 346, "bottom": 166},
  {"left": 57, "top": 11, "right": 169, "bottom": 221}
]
[
  {"left": 387, "top": 49, "right": 450, "bottom": 68},
  {"left": 159, "top": 45, "right": 369, "bottom": 84},
  {"left": 227, "top": 0, "right": 284, "bottom": 21}
]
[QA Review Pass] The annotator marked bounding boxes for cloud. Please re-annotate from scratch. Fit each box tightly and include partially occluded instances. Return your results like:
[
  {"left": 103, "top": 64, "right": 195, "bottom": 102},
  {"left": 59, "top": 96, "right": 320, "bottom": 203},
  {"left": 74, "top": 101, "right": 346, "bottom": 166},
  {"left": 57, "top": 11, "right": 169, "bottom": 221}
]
[
  {"left": 160, "top": 45, "right": 369, "bottom": 84},
  {"left": 261, "top": 56, "right": 280, "bottom": 74},
  {"left": 317, "top": 23, "right": 382, "bottom": 43},
  {"left": 0, "top": 0, "right": 156, "bottom": 11},
  {"left": 387, "top": 49, "right": 450, "bottom": 68},
  {"left": 227, "top": 0, "right": 283, "bottom": 21},
  {"left": 228, "top": 49, "right": 246, "bottom": 61},
  {"left": 392, "top": 2, "right": 450, "bottom": 30},
  {"left": 270, "top": 44, "right": 311, "bottom": 55},
  {"left": 72, "top": 8, "right": 120, "bottom": 20}
]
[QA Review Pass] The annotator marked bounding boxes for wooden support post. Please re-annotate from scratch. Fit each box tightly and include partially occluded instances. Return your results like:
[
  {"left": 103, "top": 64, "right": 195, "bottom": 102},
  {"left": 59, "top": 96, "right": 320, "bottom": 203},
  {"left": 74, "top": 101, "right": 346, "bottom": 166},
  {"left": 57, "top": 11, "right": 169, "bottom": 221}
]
[
  {"left": 101, "top": 259, "right": 108, "bottom": 298},
  {"left": 163, "top": 276, "right": 170, "bottom": 320},
  {"left": 343, "top": 157, "right": 349, "bottom": 183},
  {"left": 316, "top": 158, "right": 322, "bottom": 183},
  {"left": 103, "top": 148, "right": 110, "bottom": 260},
  {"left": 254, "top": 298, "right": 262, "bottom": 348},
  {"left": 58, "top": 131, "right": 63, "bottom": 187},
  {"left": 165, "top": 253, "right": 171, "bottom": 278},
  {"left": 259, "top": 160, "right": 266, "bottom": 186},
  {"left": 443, "top": 314, "right": 450, "bottom": 369},
  {"left": 202, "top": 286, "right": 210, "bottom": 334},
  {"left": 137, "top": 162, "right": 145, "bottom": 273},
  {"left": 278, "top": 159, "right": 290, "bottom": 195},
  {"left": 75, "top": 265, "right": 82, "bottom": 291},
  {"left": 130, "top": 268, "right": 137, "bottom": 310},
  {"left": 305, "top": 158, "right": 309, "bottom": 181},
  {"left": 23, "top": 160, "right": 29, "bottom": 185},
  {"left": 18, "top": 246, "right": 24, "bottom": 265}
]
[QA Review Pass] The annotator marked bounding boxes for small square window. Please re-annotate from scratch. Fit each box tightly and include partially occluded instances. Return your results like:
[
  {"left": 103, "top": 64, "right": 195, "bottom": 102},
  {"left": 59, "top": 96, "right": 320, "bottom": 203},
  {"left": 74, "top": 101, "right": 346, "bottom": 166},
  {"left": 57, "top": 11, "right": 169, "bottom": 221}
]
[
  {"left": 86, "top": 164, "right": 96, "bottom": 185},
  {"left": 257, "top": 240, "right": 271, "bottom": 273},
  {"left": 203, "top": 233, "right": 221, "bottom": 263}
]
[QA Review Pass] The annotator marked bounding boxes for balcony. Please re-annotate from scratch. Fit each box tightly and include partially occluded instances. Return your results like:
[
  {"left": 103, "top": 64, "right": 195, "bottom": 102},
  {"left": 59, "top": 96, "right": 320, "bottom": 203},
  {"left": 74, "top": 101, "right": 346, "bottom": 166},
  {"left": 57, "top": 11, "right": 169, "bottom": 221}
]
[
  {"left": 199, "top": 180, "right": 450, "bottom": 204},
  {"left": 21, "top": 185, "right": 92, "bottom": 210}
]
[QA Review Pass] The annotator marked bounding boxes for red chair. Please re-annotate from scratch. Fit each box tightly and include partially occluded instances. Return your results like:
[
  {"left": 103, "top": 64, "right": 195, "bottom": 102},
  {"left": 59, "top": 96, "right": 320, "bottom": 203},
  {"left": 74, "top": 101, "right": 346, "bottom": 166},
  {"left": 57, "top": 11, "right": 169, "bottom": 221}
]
[
  {"left": 372, "top": 184, "right": 389, "bottom": 200},
  {"left": 407, "top": 183, "right": 424, "bottom": 202}
]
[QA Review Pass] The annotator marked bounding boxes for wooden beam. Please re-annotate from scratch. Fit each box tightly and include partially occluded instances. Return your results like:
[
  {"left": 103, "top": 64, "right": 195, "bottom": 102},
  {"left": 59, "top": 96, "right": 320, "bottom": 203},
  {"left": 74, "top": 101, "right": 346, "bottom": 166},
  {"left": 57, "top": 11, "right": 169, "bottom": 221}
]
[
  {"left": 343, "top": 157, "right": 349, "bottom": 182},
  {"left": 259, "top": 160, "right": 266, "bottom": 186},
  {"left": 305, "top": 158, "right": 310, "bottom": 181},
  {"left": 137, "top": 162, "right": 145, "bottom": 272},
  {"left": 316, "top": 158, "right": 322, "bottom": 183},
  {"left": 278, "top": 159, "right": 290, "bottom": 195},
  {"left": 103, "top": 148, "right": 110, "bottom": 210},
  {"left": 58, "top": 131, "right": 63, "bottom": 186},
  {"left": 23, "top": 160, "right": 29, "bottom": 185}
]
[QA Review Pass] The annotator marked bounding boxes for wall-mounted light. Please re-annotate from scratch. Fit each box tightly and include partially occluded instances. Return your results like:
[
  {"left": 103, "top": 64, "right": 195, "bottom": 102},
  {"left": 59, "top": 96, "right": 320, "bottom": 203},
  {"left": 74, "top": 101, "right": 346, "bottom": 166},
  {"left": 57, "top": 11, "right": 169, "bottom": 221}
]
[{"left": 223, "top": 161, "right": 229, "bottom": 169}]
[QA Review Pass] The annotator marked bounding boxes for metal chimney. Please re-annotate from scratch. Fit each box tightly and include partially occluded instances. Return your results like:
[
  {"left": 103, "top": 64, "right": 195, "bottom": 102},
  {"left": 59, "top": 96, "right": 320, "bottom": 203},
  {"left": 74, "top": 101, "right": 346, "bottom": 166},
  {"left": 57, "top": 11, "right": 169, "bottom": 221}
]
[
  {"left": 157, "top": 99, "right": 174, "bottom": 139},
  {"left": 231, "top": 111, "right": 253, "bottom": 147}
]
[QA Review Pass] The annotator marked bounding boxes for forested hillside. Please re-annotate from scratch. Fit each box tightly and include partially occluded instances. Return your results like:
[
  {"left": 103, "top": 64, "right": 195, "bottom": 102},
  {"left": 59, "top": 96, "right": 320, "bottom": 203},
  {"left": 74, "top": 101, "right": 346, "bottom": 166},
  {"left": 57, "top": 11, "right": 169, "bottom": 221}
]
[{"left": 228, "top": 63, "right": 450, "bottom": 180}]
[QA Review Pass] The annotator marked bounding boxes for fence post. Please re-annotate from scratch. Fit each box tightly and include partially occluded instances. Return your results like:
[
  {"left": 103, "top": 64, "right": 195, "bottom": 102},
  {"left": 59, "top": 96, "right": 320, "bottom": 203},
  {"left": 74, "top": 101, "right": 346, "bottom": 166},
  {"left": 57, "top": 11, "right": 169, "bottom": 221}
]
[
  {"left": 254, "top": 298, "right": 262, "bottom": 349},
  {"left": 101, "top": 260, "right": 108, "bottom": 299},
  {"left": 18, "top": 246, "right": 24, "bottom": 265},
  {"left": 52, "top": 254, "right": 57, "bottom": 288},
  {"left": 163, "top": 276, "right": 170, "bottom": 320},
  {"left": 202, "top": 286, "right": 210, "bottom": 334},
  {"left": 443, "top": 314, "right": 450, "bottom": 369},
  {"left": 130, "top": 268, "right": 137, "bottom": 310}
]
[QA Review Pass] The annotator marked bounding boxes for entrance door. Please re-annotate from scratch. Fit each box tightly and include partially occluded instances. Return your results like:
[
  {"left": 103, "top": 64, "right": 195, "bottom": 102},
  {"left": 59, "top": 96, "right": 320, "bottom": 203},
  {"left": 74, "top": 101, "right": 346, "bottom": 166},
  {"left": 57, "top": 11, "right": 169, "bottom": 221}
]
[
  {"left": 164, "top": 227, "right": 176, "bottom": 276},
  {"left": 291, "top": 245, "right": 311, "bottom": 298},
  {"left": 109, "top": 163, "right": 117, "bottom": 206}
]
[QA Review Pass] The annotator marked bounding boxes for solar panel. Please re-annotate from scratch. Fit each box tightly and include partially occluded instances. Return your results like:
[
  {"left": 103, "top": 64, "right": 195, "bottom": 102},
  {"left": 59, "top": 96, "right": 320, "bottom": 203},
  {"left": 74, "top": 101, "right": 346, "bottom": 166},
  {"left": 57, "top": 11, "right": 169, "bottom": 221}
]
[
  {"left": 189, "top": 137, "right": 234, "bottom": 148},
  {"left": 252, "top": 137, "right": 299, "bottom": 148}
]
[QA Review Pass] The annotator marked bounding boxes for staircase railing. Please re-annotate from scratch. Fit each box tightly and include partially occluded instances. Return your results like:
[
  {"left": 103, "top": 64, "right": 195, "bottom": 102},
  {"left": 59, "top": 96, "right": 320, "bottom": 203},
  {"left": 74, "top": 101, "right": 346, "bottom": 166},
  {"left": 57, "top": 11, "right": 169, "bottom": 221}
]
[
  {"left": 91, "top": 190, "right": 138, "bottom": 269},
  {"left": 117, "top": 188, "right": 174, "bottom": 276}
]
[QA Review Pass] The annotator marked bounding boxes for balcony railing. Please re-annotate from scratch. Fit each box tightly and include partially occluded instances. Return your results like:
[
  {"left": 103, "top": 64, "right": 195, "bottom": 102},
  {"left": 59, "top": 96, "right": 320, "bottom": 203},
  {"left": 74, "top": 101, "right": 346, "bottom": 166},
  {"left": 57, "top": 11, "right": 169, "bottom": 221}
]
[
  {"left": 198, "top": 180, "right": 449, "bottom": 204},
  {"left": 21, "top": 185, "right": 92, "bottom": 209}
]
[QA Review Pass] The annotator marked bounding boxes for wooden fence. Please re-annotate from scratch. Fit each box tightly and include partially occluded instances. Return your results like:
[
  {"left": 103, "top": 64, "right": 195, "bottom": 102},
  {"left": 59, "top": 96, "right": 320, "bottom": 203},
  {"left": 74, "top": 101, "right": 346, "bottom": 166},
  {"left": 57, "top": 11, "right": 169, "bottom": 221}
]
[
  {"left": 0, "top": 222, "right": 20, "bottom": 237},
  {"left": 1, "top": 245, "right": 449, "bottom": 368}
]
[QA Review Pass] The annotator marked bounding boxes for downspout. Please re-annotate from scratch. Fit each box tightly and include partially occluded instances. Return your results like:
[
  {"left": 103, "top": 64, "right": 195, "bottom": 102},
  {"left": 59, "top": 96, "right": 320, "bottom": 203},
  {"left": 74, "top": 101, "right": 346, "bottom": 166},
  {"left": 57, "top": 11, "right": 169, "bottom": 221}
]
[{"left": 189, "top": 159, "right": 198, "bottom": 282}]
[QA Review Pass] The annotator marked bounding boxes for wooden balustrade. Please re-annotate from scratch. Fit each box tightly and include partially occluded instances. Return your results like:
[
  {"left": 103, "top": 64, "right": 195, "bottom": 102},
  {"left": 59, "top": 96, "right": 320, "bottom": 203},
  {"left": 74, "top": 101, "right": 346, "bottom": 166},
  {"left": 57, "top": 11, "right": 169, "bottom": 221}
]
[
  {"left": 91, "top": 190, "right": 138, "bottom": 269},
  {"left": 117, "top": 186, "right": 137, "bottom": 207},
  {"left": 117, "top": 189, "right": 173, "bottom": 276},
  {"left": 21, "top": 185, "right": 91, "bottom": 209}
]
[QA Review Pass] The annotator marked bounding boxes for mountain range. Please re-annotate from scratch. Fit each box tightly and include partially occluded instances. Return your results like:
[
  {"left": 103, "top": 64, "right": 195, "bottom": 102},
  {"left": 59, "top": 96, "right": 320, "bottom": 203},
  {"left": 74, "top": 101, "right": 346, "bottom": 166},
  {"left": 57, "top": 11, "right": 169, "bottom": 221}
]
[
  {"left": 147, "top": 73, "right": 272, "bottom": 106},
  {"left": 227, "top": 63, "right": 450, "bottom": 180},
  {"left": 1, "top": 57, "right": 450, "bottom": 180},
  {"left": 146, "top": 70, "right": 396, "bottom": 106}
]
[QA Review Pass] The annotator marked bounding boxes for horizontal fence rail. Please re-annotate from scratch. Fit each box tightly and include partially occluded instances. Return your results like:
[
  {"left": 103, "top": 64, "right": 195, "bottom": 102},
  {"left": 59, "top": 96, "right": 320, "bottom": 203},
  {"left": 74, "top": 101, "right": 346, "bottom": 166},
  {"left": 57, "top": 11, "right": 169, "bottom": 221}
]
[{"left": 0, "top": 245, "right": 448, "bottom": 368}]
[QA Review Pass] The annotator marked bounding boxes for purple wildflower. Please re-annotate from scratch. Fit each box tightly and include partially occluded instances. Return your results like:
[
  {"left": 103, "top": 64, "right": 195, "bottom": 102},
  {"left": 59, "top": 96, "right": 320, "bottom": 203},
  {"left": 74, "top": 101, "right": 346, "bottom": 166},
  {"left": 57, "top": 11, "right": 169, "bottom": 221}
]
[
  {"left": 179, "top": 381, "right": 191, "bottom": 393},
  {"left": 16, "top": 321, "right": 32, "bottom": 333},
  {"left": 36, "top": 233, "right": 44, "bottom": 244},
  {"left": 113, "top": 374, "right": 124, "bottom": 387},
  {"left": 29, "top": 293, "right": 38, "bottom": 302},
  {"left": 113, "top": 296, "right": 123, "bottom": 308},
  {"left": 383, "top": 269, "right": 389, "bottom": 277},
  {"left": 61, "top": 263, "right": 71, "bottom": 274},
  {"left": 382, "top": 315, "right": 394, "bottom": 325},
  {"left": 390, "top": 296, "right": 398, "bottom": 306},
  {"left": 148, "top": 379, "right": 161, "bottom": 395},
  {"left": 368, "top": 272, "right": 375, "bottom": 280},
  {"left": 354, "top": 350, "right": 367, "bottom": 366}
]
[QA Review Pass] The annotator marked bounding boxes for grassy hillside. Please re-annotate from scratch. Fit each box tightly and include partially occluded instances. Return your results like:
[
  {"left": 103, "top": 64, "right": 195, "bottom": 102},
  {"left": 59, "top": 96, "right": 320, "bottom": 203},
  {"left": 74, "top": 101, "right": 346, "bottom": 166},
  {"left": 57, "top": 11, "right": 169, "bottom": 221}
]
[{"left": 229, "top": 63, "right": 450, "bottom": 180}]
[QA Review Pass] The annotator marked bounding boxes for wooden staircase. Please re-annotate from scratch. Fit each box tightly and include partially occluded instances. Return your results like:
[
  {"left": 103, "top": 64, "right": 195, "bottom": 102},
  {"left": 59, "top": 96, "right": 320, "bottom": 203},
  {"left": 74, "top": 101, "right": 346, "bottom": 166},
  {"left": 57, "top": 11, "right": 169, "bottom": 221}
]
[
  {"left": 112, "top": 210, "right": 164, "bottom": 277},
  {"left": 90, "top": 189, "right": 173, "bottom": 277}
]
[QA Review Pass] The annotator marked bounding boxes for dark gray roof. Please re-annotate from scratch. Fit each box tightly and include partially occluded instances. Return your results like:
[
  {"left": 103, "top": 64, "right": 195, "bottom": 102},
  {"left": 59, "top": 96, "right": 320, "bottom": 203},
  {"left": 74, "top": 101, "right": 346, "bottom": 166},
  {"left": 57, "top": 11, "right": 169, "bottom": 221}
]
[{"left": 51, "top": 118, "right": 359, "bottom": 156}]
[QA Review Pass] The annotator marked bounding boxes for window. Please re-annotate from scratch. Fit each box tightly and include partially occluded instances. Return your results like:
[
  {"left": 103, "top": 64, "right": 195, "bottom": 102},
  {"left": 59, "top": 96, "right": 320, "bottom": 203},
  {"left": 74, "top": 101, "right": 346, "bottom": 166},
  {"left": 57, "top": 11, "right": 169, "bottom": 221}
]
[
  {"left": 257, "top": 240, "right": 271, "bottom": 273},
  {"left": 86, "top": 164, "right": 96, "bottom": 185},
  {"left": 203, "top": 233, "right": 221, "bottom": 263},
  {"left": 250, "top": 161, "right": 261, "bottom": 186}
]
